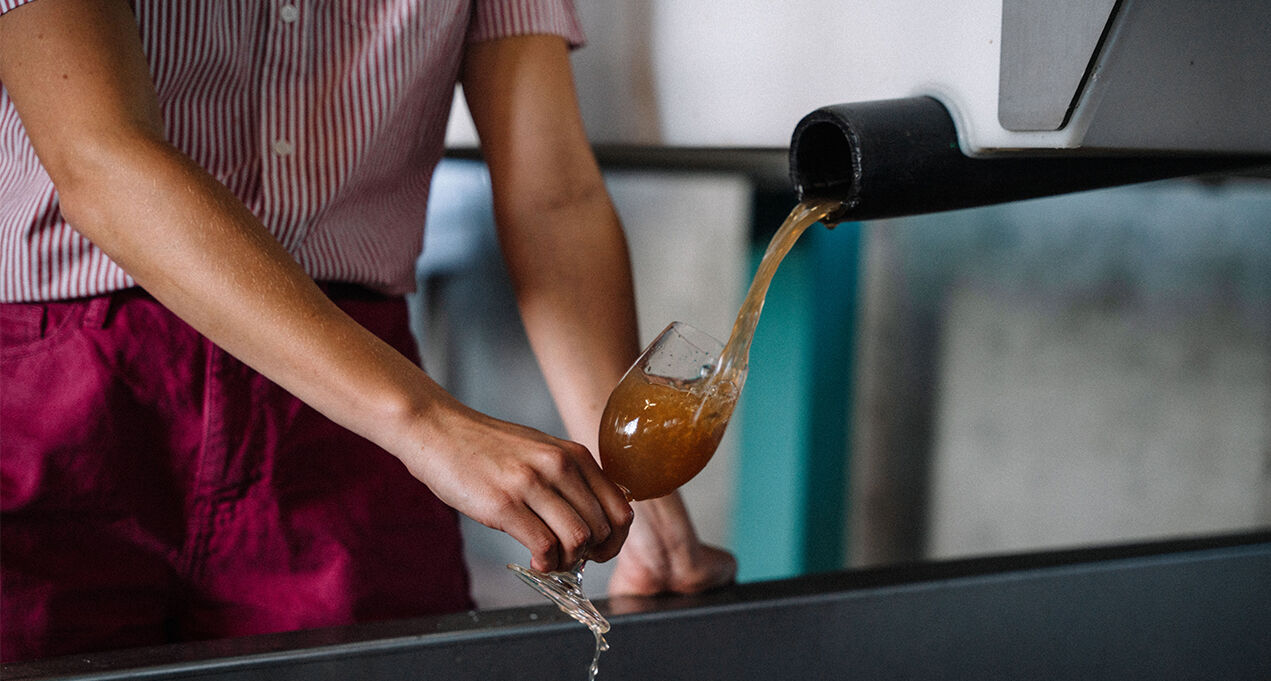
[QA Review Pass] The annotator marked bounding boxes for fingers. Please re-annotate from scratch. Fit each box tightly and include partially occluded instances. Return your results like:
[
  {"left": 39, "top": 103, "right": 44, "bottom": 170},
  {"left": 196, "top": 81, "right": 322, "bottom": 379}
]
[
  {"left": 473, "top": 439, "right": 631, "bottom": 572},
  {"left": 403, "top": 404, "right": 633, "bottom": 573},
  {"left": 677, "top": 545, "right": 737, "bottom": 594},
  {"left": 518, "top": 466, "right": 598, "bottom": 569},
  {"left": 517, "top": 440, "right": 632, "bottom": 569},
  {"left": 538, "top": 441, "right": 632, "bottom": 564},
  {"left": 607, "top": 544, "right": 737, "bottom": 597},
  {"left": 579, "top": 459, "right": 633, "bottom": 563},
  {"left": 496, "top": 500, "right": 562, "bottom": 573}
]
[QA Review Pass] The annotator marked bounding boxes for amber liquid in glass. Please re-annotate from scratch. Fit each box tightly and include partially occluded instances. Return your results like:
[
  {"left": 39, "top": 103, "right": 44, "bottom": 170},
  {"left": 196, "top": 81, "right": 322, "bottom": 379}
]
[{"left": 598, "top": 368, "right": 739, "bottom": 501}]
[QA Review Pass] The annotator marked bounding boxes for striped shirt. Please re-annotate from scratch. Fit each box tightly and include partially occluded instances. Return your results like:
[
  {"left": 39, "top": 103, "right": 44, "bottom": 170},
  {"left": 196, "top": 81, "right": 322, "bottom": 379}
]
[{"left": 0, "top": 0, "right": 584, "bottom": 302}]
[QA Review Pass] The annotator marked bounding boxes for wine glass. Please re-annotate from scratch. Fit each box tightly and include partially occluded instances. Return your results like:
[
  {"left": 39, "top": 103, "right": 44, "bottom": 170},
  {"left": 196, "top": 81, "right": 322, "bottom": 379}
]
[
  {"left": 507, "top": 322, "right": 739, "bottom": 629},
  {"left": 598, "top": 321, "right": 740, "bottom": 501}
]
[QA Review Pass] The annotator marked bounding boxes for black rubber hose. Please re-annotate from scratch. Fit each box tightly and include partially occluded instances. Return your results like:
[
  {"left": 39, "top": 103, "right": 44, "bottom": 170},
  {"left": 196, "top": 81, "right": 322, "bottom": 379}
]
[{"left": 788, "top": 96, "right": 1271, "bottom": 224}]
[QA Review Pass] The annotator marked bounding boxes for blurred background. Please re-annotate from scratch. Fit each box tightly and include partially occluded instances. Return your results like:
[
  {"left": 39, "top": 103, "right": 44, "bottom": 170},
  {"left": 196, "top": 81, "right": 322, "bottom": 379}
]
[{"left": 413, "top": 1, "right": 1271, "bottom": 608}]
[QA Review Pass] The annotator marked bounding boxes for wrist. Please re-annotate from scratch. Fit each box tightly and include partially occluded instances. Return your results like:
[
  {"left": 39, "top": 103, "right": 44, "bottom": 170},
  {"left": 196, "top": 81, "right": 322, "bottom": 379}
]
[
  {"left": 629, "top": 492, "right": 702, "bottom": 562},
  {"left": 340, "top": 356, "right": 458, "bottom": 464}
]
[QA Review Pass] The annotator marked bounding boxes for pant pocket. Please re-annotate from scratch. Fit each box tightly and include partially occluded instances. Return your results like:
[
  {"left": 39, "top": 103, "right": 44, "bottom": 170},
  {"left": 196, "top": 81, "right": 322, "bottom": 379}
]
[{"left": 0, "top": 297, "right": 109, "bottom": 359}]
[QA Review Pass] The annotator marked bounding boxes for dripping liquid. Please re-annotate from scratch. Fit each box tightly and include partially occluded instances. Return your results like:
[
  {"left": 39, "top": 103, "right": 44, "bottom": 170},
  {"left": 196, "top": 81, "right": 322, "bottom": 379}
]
[{"left": 507, "top": 561, "right": 610, "bottom": 680}]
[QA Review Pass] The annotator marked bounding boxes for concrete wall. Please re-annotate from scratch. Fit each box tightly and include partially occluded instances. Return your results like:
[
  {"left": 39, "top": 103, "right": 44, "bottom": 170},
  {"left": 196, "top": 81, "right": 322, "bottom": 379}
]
[{"left": 849, "top": 176, "right": 1271, "bottom": 565}]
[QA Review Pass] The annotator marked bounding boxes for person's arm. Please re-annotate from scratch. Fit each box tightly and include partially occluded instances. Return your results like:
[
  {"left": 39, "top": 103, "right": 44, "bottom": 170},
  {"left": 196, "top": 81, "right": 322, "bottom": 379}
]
[
  {"left": 461, "top": 34, "right": 736, "bottom": 593},
  {"left": 0, "top": 0, "right": 630, "bottom": 573}
]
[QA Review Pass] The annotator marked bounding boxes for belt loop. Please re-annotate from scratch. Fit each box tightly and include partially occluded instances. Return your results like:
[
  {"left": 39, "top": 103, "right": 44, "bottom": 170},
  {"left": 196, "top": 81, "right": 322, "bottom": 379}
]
[{"left": 81, "top": 293, "right": 113, "bottom": 330}]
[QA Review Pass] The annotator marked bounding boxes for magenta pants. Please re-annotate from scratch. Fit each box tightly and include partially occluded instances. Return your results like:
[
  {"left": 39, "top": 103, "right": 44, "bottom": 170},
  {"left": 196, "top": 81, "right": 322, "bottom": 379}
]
[{"left": 0, "top": 286, "right": 472, "bottom": 663}]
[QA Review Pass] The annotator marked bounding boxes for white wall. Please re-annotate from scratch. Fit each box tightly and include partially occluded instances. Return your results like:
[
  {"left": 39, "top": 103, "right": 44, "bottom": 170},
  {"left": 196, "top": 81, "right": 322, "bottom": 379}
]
[{"left": 450, "top": 1, "right": 1006, "bottom": 149}]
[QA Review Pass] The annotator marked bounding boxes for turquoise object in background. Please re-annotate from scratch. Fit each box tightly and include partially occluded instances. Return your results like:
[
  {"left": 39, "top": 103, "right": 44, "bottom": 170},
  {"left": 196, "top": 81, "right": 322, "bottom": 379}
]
[{"left": 733, "top": 196, "right": 863, "bottom": 582}]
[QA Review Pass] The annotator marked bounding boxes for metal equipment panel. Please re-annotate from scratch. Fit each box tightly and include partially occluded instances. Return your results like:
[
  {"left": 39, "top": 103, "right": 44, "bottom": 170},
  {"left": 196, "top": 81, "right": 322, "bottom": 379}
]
[{"left": 7, "top": 533, "right": 1268, "bottom": 681}]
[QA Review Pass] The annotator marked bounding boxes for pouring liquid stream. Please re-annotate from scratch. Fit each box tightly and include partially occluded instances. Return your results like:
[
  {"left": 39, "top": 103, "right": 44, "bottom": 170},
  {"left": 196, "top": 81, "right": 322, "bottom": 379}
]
[
  {"left": 508, "top": 198, "right": 839, "bottom": 680},
  {"left": 713, "top": 198, "right": 841, "bottom": 388}
]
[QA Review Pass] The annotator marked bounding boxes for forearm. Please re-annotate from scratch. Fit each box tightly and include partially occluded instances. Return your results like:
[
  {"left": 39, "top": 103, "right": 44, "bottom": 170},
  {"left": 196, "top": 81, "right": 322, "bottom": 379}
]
[
  {"left": 454, "top": 27, "right": 732, "bottom": 583},
  {"left": 56, "top": 131, "right": 444, "bottom": 453},
  {"left": 461, "top": 33, "right": 644, "bottom": 452},
  {"left": 467, "top": 31, "right": 715, "bottom": 553},
  {"left": 1, "top": 0, "right": 443, "bottom": 452},
  {"left": 496, "top": 188, "right": 641, "bottom": 452},
  {"left": 496, "top": 169, "right": 723, "bottom": 578}
]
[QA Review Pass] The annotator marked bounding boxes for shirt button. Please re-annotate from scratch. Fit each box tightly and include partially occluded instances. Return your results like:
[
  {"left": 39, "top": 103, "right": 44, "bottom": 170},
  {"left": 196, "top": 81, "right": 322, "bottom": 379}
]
[
  {"left": 273, "top": 139, "right": 294, "bottom": 156},
  {"left": 279, "top": 4, "right": 299, "bottom": 22}
]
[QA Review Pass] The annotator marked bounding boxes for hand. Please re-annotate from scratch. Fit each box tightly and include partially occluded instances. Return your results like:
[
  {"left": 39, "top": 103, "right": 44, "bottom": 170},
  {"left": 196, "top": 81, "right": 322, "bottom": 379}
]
[
  {"left": 396, "top": 396, "right": 633, "bottom": 573},
  {"left": 606, "top": 492, "right": 737, "bottom": 596}
]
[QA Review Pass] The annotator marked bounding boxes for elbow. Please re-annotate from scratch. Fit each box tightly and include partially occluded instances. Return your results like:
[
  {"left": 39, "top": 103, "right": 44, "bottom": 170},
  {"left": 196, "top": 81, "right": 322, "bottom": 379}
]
[
  {"left": 44, "top": 128, "right": 173, "bottom": 229},
  {"left": 540, "top": 175, "right": 611, "bottom": 215},
  {"left": 498, "top": 173, "right": 613, "bottom": 225}
]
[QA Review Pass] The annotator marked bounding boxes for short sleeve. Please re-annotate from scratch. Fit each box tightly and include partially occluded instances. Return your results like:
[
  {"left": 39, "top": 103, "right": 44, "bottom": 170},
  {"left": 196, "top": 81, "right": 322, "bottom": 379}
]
[
  {"left": 467, "top": 0, "right": 586, "bottom": 49},
  {"left": 0, "top": 0, "right": 39, "bottom": 15}
]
